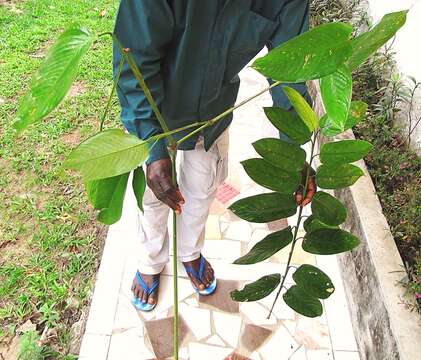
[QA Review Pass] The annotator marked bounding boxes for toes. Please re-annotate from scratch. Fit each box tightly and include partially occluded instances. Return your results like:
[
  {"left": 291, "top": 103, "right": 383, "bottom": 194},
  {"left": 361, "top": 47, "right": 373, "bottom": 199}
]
[
  {"left": 142, "top": 290, "right": 149, "bottom": 304},
  {"left": 148, "top": 295, "right": 156, "bottom": 305}
]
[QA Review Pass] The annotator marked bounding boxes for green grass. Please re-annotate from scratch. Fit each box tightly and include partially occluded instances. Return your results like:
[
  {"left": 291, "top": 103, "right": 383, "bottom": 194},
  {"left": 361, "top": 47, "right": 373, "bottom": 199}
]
[{"left": 0, "top": 0, "right": 120, "bottom": 357}]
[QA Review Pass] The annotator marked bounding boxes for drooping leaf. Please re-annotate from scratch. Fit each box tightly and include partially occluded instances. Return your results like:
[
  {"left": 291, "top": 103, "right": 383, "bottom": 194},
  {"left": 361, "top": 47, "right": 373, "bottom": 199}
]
[
  {"left": 85, "top": 172, "right": 130, "bottom": 225},
  {"left": 320, "top": 140, "right": 373, "bottom": 165},
  {"left": 283, "top": 87, "right": 318, "bottom": 132},
  {"left": 292, "top": 265, "right": 335, "bottom": 299},
  {"left": 302, "top": 228, "right": 360, "bottom": 255},
  {"left": 234, "top": 227, "right": 293, "bottom": 265},
  {"left": 263, "top": 107, "right": 311, "bottom": 145},
  {"left": 316, "top": 164, "right": 364, "bottom": 189},
  {"left": 320, "top": 65, "right": 352, "bottom": 127},
  {"left": 311, "top": 191, "right": 347, "bottom": 226},
  {"left": 253, "top": 138, "right": 306, "bottom": 172},
  {"left": 320, "top": 101, "right": 367, "bottom": 136},
  {"left": 14, "top": 27, "right": 95, "bottom": 133},
  {"left": 303, "top": 215, "right": 338, "bottom": 234},
  {"left": 241, "top": 159, "right": 300, "bottom": 193},
  {"left": 64, "top": 129, "right": 149, "bottom": 181},
  {"left": 253, "top": 22, "right": 353, "bottom": 82},
  {"left": 132, "top": 167, "right": 146, "bottom": 212},
  {"left": 283, "top": 285, "right": 323, "bottom": 317},
  {"left": 231, "top": 274, "right": 281, "bottom": 302},
  {"left": 346, "top": 11, "right": 408, "bottom": 71},
  {"left": 228, "top": 193, "right": 296, "bottom": 223}
]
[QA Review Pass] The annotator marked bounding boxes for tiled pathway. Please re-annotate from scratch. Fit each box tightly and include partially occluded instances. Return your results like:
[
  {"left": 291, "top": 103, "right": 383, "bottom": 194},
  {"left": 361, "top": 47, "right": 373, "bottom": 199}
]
[{"left": 79, "top": 57, "right": 361, "bottom": 360}]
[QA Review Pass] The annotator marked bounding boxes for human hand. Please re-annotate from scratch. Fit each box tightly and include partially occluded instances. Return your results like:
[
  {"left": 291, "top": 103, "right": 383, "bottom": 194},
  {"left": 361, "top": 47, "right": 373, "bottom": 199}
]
[
  {"left": 146, "top": 158, "right": 185, "bottom": 213},
  {"left": 295, "top": 163, "right": 316, "bottom": 207}
]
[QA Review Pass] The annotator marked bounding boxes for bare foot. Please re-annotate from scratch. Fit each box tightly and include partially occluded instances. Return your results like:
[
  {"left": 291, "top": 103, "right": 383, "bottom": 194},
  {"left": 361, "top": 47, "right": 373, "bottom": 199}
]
[
  {"left": 182, "top": 256, "right": 214, "bottom": 291},
  {"left": 132, "top": 272, "right": 160, "bottom": 305}
]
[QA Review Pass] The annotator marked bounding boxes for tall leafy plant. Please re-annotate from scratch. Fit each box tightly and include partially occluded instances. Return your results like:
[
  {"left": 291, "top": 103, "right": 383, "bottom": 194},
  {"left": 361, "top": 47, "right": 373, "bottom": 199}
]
[{"left": 14, "top": 10, "right": 407, "bottom": 359}]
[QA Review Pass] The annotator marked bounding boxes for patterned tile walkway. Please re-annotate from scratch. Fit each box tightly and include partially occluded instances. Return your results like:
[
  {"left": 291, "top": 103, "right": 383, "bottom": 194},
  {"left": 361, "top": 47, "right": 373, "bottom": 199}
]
[{"left": 79, "top": 54, "right": 361, "bottom": 360}]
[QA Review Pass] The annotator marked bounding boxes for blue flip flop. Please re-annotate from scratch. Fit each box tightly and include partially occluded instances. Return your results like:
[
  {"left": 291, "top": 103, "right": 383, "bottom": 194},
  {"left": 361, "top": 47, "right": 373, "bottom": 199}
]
[
  {"left": 184, "top": 255, "right": 217, "bottom": 296},
  {"left": 131, "top": 271, "right": 159, "bottom": 312}
]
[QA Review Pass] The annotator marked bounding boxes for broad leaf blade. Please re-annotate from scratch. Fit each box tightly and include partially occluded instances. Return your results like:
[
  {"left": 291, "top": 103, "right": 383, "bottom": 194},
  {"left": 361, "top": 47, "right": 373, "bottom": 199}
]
[
  {"left": 303, "top": 229, "right": 360, "bottom": 255},
  {"left": 14, "top": 27, "right": 95, "bottom": 133},
  {"left": 132, "top": 167, "right": 146, "bottom": 212},
  {"left": 292, "top": 265, "right": 335, "bottom": 299},
  {"left": 320, "top": 65, "right": 352, "bottom": 127},
  {"left": 228, "top": 193, "right": 296, "bottom": 223},
  {"left": 253, "top": 138, "right": 306, "bottom": 172},
  {"left": 264, "top": 107, "right": 311, "bottom": 145},
  {"left": 346, "top": 11, "right": 408, "bottom": 71},
  {"left": 231, "top": 274, "right": 281, "bottom": 302},
  {"left": 242, "top": 158, "right": 300, "bottom": 193},
  {"left": 283, "top": 87, "right": 318, "bottom": 132},
  {"left": 85, "top": 172, "right": 130, "bottom": 225},
  {"left": 303, "top": 215, "right": 338, "bottom": 234},
  {"left": 311, "top": 191, "right": 347, "bottom": 226},
  {"left": 64, "top": 129, "right": 149, "bottom": 180},
  {"left": 253, "top": 23, "right": 352, "bottom": 82},
  {"left": 234, "top": 227, "right": 293, "bottom": 265},
  {"left": 316, "top": 164, "right": 364, "bottom": 189},
  {"left": 320, "top": 101, "right": 367, "bottom": 136},
  {"left": 320, "top": 140, "right": 373, "bottom": 165},
  {"left": 283, "top": 285, "right": 323, "bottom": 318}
]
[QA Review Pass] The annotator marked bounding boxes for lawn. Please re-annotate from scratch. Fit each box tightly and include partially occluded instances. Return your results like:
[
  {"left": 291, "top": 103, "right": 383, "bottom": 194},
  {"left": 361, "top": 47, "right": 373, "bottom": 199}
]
[{"left": 0, "top": 0, "right": 120, "bottom": 357}]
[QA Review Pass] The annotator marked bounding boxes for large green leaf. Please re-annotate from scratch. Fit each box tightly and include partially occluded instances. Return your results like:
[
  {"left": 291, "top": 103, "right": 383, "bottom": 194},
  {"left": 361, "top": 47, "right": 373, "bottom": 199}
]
[
  {"left": 252, "top": 22, "right": 352, "bottom": 82},
  {"left": 303, "top": 215, "right": 338, "bottom": 234},
  {"left": 64, "top": 129, "right": 149, "bottom": 181},
  {"left": 253, "top": 138, "right": 306, "bottom": 172},
  {"left": 283, "top": 87, "right": 318, "bottom": 132},
  {"left": 14, "top": 27, "right": 95, "bottom": 133},
  {"left": 311, "top": 191, "right": 347, "bottom": 226},
  {"left": 320, "top": 140, "right": 373, "bottom": 165},
  {"left": 292, "top": 265, "right": 335, "bottom": 299},
  {"left": 242, "top": 158, "right": 300, "bottom": 193},
  {"left": 231, "top": 274, "right": 281, "bottom": 302},
  {"left": 228, "top": 193, "right": 296, "bottom": 223},
  {"left": 132, "top": 167, "right": 146, "bottom": 212},
  {"left": 283, "top": 285, "right": 323, "bottom": 317},
  {"left": 320, "top": 101, "right": 367, "bottom": 136},
  {"left": 316, "top": 164, "right": 364, "bottom": 189},
  {"left": 320, "top": 65, "right": 352, "bottom": 127},
  {"left": 346, "top": 11, "right": 408, "bottom": 71},
  {"left": 302, "top": 228, "right": 360, "bottom": 255},
  {"left": 234, "top": 227, "right": 293, "bottom": 265},
  {"left": 263, "top": 107, "right": 311, "bottom": 145},
  {"left": 85, "top": 172, "right": 129, "bottom": 225}
]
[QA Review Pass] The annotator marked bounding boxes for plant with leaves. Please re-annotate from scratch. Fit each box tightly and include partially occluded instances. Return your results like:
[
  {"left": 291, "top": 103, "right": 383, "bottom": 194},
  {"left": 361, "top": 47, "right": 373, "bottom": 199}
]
[{"left": 14, "top": 10, "right": 407, "bottom": 359}]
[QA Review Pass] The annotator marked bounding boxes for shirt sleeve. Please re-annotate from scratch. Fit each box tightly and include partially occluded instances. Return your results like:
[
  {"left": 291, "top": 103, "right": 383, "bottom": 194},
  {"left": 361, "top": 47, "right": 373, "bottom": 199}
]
[
  {"left": 266, "top": 0, "right": 312, "bottom": 111},
  {"left": 113, "top": 0, "right": 174, "bottom": 164}
]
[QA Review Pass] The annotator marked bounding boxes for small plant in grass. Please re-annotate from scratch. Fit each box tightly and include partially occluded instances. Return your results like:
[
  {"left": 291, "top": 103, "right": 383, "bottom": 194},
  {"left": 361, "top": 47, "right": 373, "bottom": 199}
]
[{"left": 14, "top": 11, "right": 407, "bottom": 359}]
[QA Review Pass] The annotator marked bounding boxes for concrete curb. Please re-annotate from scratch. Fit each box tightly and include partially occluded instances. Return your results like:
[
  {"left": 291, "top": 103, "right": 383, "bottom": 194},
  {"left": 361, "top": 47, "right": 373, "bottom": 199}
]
[{"left": 309, "top": 81, "right": 421, "bottom": 360}]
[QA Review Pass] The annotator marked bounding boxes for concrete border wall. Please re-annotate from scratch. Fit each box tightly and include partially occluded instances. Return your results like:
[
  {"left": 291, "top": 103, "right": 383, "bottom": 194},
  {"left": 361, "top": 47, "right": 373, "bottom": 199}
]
[{"left": 309, "top": 82, "right": 421, "bottom": 360}]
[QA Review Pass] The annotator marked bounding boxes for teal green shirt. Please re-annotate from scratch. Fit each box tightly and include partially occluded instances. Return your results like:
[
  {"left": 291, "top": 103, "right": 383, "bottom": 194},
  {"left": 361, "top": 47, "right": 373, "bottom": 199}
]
[{"left": 113, "top": 0, "right": 310, "bottom": 163}]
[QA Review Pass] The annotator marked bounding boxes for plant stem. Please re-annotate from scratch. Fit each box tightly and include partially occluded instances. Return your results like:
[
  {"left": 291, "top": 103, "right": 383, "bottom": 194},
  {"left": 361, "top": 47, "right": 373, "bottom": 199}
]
[
  {"left": 100, "top": 55, "right": 125, "bottom": 131},
  {"left": 267, "top": 131, "right": 318, "bottom": 319}
]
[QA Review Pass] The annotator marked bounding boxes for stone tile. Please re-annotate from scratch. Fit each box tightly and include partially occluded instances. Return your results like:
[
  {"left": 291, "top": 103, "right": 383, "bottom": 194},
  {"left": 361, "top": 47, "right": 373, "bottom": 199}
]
[
  {"left": 112, "top": 295, "right": 144, "bottom": 334},
  {"left": 250, "top": 352, "right": 262, "bottom": 360},
  {"left": 289, "top": 346, "right": 307, "bottom": 360},
  {"left": 240, "top": 302, "right": 277, "bottom": 326},
  {"left": 306, "top": 349, "right": 334, "bottom": 360},
  {"left": 272, "top": 238, "right": 316, "bottom": 265},
  {"left": 267, "top": 218, "right": 289, "bottom": 232},
  {"left": 294, "top": 315, "right": 331, "bottom": 350},
  {"left": 78, "top": 334, "right": 110, "bottom": 360},
  {"left": 144, "top": 315, "right": 190, "bottom": 359},
  {"left": 205, "top": 215, "right": 222, "bottom": 239},
  {"left": 213, "top": 311, "right": 242, "bottom": 348},
  {"left": 179, "top": 303, "right": 211, "bottom": 341},
  {"left": 224, "top": 221, "right": 253, "bottom": 241},
  {"left": 258, "top": 289, "right": 295, "bottom": 320},
  {"left": 210, "top": 199, "right": 227, "bottom": 216},
  {"left": 188, "top": 342, "right": 234, "bottom": 360},
  {"left": 202, "top": 239, "right": 242, "bottom": 262},
  {"left": 184, "top": 296, "right": 199, "bottom": 307},
  {"left": 259, "top": 325, "right": 299, "bottom": 359},
  {"left": 207, "top": 334, "right": 226, "bottom": 347},
  {"left": 226, "top": 353, "right": 252, "bottom": 360},
  {"left": 333, "top": 351, "right": 360, "bottom": 360},
  {"left": 107, "top": 329, "right": 153, "bottom": 360},
  {"left": 238, "top": 323, "right": 272, "bottom": 353},
  {"left": 199, "top": 279, "right": 240, "bottom": 313},
  {"left": 216, "top": 181, "right": 240, "bottom": 204}
]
